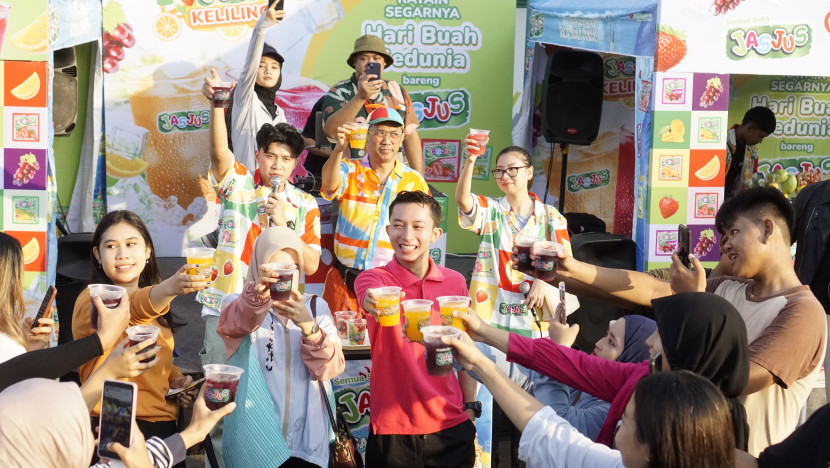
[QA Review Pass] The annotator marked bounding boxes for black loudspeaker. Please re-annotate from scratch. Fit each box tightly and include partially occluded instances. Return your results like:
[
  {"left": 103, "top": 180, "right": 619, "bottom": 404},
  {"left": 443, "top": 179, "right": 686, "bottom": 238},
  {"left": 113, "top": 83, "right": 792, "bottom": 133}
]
[
  {"left": 53, "top": 46, "right": 78, "bottom": 136},
  {"left": 541, "top": 50, "right": 604, "bottom": 145},
  {"left": 567, "top": 232, "right": 636, "bottom": 352},
  {"left": 55, "top": 233, "right": 94, "bottom": 345}
]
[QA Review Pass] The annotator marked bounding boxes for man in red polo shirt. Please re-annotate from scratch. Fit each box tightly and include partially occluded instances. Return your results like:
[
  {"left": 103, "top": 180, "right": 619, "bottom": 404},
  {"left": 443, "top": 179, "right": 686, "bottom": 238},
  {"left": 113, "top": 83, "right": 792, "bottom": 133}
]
[{"left": 354, "top": 190, "right": 477, "bottom": 467}]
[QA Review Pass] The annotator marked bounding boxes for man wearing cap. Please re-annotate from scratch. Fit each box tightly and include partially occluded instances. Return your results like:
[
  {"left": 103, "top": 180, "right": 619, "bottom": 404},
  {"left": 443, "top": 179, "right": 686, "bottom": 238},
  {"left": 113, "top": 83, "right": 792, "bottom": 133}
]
[
  {"left": 321, "top": 107, "right": 428, "bottom": 313},
  {"left": 225, "top": 2, "right": 288, "bottom": 170},
  {"left": 322, "top": 34, "right": 424, "bottom": 173}
]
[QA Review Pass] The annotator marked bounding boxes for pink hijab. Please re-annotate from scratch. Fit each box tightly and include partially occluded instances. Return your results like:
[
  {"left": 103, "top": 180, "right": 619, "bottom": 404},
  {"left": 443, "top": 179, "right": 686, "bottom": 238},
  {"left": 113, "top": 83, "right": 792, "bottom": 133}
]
[{"left": 0, "top": 378, "right": 94, "bottom": 467}]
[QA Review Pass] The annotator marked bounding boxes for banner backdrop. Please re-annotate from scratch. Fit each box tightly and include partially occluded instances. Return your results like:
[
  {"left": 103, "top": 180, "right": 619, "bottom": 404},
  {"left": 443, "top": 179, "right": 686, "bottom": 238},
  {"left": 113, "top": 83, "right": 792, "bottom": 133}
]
[
  {"left": 730, "top": 75, "right": 830, "bottom": 174},
  {"left": 656, "top": 1, "right": 830, "bottom": 76},
  {"left": 102, "top": 0, "right": 515, "bottom": 256}
]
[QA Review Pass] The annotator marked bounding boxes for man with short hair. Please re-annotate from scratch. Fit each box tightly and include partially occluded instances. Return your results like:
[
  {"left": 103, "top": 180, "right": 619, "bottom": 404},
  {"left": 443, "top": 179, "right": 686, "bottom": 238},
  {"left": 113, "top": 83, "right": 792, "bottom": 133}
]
[
  {"left": 322, "top": 34, "right": 423, "bottom": 173},
  {"left": 533, "top": 187, "right": 825, "bottom": 455},
  {"left": 354, "top": 190, "right": 477, "bottom": 467},
  {"left": 321, "top": 106, "right": 428, "bottom": 313},
  {"left": 725, "top": 106, "right": 777, "bottom": 197}
]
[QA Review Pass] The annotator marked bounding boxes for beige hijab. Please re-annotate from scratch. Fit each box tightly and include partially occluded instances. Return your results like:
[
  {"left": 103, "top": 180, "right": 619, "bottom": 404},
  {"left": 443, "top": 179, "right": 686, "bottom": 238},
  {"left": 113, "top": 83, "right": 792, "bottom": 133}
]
[
  {"left": 246, "top": 226, "right": 305, "bottom": 283},
  {"left": 0, "top": 378, "right": 94, "bottom": 467}
]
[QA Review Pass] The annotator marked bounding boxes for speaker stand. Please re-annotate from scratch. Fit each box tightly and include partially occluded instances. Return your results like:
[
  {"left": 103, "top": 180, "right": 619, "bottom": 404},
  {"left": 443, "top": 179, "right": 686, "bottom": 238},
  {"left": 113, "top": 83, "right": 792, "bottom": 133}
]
[{"left": 558, "top": 143, "right": 569, "bottom": 213}]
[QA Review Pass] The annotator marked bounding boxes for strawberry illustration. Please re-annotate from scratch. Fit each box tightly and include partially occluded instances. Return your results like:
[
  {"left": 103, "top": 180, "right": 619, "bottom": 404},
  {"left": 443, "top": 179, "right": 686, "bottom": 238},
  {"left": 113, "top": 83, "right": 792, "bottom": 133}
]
[
  {"left": 658, "top": 196, "right": 679, "bottom": 219},
  {"left": 475, "top": 289, "right": 488, "bottom": 304},
  {"left": 655, "top": 27, "right": 687, "bottom": 72},
  {"left": 210, "top": 266, "right": 218, "bottom": 282},
  {"left": 223, "top": 260, "right": 234, "bottom": 276}
]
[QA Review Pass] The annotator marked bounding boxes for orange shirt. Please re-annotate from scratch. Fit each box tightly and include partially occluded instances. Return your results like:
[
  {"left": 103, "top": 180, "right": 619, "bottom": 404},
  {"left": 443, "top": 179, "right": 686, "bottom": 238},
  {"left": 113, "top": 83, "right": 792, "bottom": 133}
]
[{"left": 73, "top": 286, "right": 182, "bottom": 422}]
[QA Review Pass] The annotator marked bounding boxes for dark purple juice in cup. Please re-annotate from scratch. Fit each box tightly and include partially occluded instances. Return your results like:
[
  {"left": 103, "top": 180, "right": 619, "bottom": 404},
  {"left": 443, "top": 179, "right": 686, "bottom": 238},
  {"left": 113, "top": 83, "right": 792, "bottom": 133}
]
[
  {"left": 514, "top": 236, "right": 541, "bottom": 276},
  {"left": 212, "top": 86, "right": 231, "bottom": 108},
  {"left": 424, "top": 341, "right": 455, "bottom": 376},
  {"left": 129, "top": 335, "right": 158, "bottom": 363},
  {"left": 204, "top": 379, "right": 239, "bottom": 410},
  {"left": 269, "top": 272, "right": 293, "bottom": 301},
  {"left": 533, "top": 242, "right": 564, "bottom": 282}
]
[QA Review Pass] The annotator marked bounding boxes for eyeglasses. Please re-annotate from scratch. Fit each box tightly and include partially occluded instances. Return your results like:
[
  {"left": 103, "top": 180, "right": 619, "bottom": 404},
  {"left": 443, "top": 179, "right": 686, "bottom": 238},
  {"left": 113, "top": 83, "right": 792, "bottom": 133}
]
[
  {"left": 368, "top": 130, "right": 403, "bottom": 140},
  {"left": 491, "top": 166, "right": 530, "bottom": 179}
]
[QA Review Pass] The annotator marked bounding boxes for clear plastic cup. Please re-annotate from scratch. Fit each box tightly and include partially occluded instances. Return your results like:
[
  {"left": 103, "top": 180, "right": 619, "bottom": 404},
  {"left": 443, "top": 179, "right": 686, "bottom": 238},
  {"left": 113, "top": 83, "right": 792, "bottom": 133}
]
[
  {"left": 334, "top": 311, "right": 357, "bottom": 340},
  {"left": 125, "top": 325, "right": 160, "bottom": 364},
  {"left": 184, "top": 247, "right": 215, "bottom": 277},
  {"left": 263, "top": 262, "right": 296, "bottom": 301},
  {"left": 349, "top": 123, "right": 370, "bottom": 150},
  {"left": 401, "top": 299, "right": 433, "bottom": 342},
  {"left": 467, "top": 128, "right": 489, "bottom": 156},
  {"left": 88, "top": 284, "right": 127, "bottom": 331},
  {"left": 212, "top": 82, "right": 233, "bottom": 108},
  {"left": 346, "top": 318, "right": 367, "bottom": 345},
  {"left": 421, "top": 326, "right": 462, "bottom": 376},
  {"left": 533, "top": 241, "right": 565, "bottom": 282},
  {"left": 203, "top": 364, "right": 244, "bottom": 410},
  {"left": 437, "top": 296, "right": 471, "bottom": 331},
  {"left": 514, "top": 235, "right": 544, "bottom": 276},
  {"left": 374, "top": 286, "right": 402, "bottom": 327}
]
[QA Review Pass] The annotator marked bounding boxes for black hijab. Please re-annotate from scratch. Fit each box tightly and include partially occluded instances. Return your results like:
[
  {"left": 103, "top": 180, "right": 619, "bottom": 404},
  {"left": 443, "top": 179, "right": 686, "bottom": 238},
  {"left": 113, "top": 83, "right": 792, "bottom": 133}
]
[{"left": 651, "top": 292, "right": 750, "bottom": 450}]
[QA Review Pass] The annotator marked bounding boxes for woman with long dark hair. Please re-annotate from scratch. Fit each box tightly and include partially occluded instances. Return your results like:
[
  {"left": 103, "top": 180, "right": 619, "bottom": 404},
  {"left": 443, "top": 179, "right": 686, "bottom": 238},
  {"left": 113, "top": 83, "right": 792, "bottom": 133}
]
[{"left": 72, "top": 210, "right": 208, "bottom": 443}]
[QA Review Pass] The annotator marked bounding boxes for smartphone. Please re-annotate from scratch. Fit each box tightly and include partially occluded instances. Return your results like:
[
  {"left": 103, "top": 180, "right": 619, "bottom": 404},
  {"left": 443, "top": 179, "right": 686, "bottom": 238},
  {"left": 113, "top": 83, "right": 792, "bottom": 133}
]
[
  {"left": 677, "top": 224, "right": 691, "bottom": 268},
  {"left": 98, "top": 380, "right": 138, "bottom": 460},
  {"left": 166, "top": 377, "right": 206, "bottom": 399},
  {"left": 268, "top": 0, "right": 285, "bottom": 10},
  {"left": 558, "top": 282, "right": 567, "bottom": 325},
  {"left": 30, "top": 285, "right": 57, "bottom": 331},
  {"left": 365, "top": 62, "right": 382, "bottom": 81},
  {"left": 649, "top": 353, "right": 663, "bottom": 374}
]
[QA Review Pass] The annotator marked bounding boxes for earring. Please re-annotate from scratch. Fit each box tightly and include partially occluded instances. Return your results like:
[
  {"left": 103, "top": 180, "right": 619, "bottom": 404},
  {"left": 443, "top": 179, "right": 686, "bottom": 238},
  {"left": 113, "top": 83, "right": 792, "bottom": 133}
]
[
  {"left": 146, "top": 259, "right": 150, "bottom": 264},
  {"left": 98, "top": 263, "right": 102, "bottom": 269}
]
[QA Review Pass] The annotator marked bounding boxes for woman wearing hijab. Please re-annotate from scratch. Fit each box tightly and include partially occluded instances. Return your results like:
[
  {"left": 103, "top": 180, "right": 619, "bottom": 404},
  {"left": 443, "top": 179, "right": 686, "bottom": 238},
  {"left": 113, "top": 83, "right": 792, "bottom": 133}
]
[
  {"left": 456, "top": 292, "right": 750, "bottom": 449},
  {"left": 217, "top": 226, "right": 344, "bottom": 468},
  {"left": 531, "top": 315, "right": 657, "bottom": 440}
]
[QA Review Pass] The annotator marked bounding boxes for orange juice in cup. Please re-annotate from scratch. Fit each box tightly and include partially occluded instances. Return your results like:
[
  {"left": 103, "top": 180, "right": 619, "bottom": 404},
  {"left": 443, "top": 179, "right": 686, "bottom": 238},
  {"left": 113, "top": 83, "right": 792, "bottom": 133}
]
[
  {"left": 184, "top": 247, "right": 215, "bottom": 277},
  {"left": 438, "top": 296, "right": 471, "bottom": 331},
  {"left": 374, "top": 286, "right": 402, "bottom": 327},
  {"left": 349, "top": 123, "right": 370, "bottom": 150},
  {"left": 402, "top": 299, "right": 433, "bottom": 341}
]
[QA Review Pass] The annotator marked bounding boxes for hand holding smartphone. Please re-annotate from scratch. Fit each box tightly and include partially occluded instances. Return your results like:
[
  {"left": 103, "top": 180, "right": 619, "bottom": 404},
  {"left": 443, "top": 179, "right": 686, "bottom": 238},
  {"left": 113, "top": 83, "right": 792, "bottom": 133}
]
[
  {"left": 98, "top": 380, "right": 138, "bottom": 460},
  {"left": 365, "top": 62, "right": 382, "bottom": 81},
  {"left": 166, "top": 377, "right": 206, "bottom": 399},
  {"left": 30, "top": 285, "right": 57, "bottom": 332},
  {"left": 677, "top": 224, "right": 691, "bottom": 268}
]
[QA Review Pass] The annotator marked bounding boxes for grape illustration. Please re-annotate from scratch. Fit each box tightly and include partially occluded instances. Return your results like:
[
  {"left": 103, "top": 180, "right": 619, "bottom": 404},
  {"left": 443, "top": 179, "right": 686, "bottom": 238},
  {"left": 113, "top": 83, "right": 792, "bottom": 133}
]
[
  {"left": 700, "top": 77, "right": 723, "bottom": 108},
  {"left": 103, "top": 22, "right": 135, "bottom": 74},
  {"left": 12, "top": 153, "right": 40, "bottom": 187},
  {"left": 693, "top": 229, "right": 717, "bottom": 257}
]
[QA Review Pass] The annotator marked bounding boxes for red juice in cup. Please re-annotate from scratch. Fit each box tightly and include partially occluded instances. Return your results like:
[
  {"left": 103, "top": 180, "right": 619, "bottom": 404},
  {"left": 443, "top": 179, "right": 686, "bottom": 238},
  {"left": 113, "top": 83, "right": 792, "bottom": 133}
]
[
  {"left": 212, "top": 84, "right": 232, "bottom": 108},
  {"left": 264, "top": 262, "right": 295, "bottom": 301},
  {"left": 334, "top": 311, "right": 357, "bottom": 340},
  {"left": 203, "top": 364, "right": 244, "bottom": 410},
  {"left": 88, "top": 284, "right": 126, "bottom": 331},
  {"left": 421, "top": 326, "right": 462, "bottom": 376},
  {"left": 126, "top": 325, "right": 160, "bottom": 364},
  {"left": 514, "top": 235, "right": 543, "bottom": 276},
  {"left": 534, "top": 241, "right": 565, "bottom": 282},
  {"left": 467, "top": 128, "right": 489, "bottom": 156}
]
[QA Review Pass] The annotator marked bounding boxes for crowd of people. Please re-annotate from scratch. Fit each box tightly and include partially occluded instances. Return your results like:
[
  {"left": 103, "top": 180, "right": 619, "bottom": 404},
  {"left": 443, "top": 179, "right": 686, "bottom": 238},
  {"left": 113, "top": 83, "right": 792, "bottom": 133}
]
[{"left": 1, "top": 2, "right": 829, "bottom": 467}]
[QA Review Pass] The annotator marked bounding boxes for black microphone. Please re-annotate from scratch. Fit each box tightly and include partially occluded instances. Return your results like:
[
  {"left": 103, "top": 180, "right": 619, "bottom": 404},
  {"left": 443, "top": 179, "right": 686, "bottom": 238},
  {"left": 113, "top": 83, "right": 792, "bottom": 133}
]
[{"left": 519, "top": 282, "right": 542, "bottom": 335}]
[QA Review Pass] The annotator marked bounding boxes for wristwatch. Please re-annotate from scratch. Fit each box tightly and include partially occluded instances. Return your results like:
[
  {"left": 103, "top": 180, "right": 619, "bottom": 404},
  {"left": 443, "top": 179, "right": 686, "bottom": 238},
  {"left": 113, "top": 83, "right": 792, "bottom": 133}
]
[
  {"left": 464, "top": 401, "right": 482, "bottom": 418},
  {"left": 303, "top": 324, "right": 320, "bottom": 338}
]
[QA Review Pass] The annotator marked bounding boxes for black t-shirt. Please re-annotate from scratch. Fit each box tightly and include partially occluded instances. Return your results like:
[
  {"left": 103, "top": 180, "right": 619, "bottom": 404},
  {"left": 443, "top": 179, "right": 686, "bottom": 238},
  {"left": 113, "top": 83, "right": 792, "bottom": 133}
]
[{"left": 758, "top": 405, "right": 830, "bottom": 468}]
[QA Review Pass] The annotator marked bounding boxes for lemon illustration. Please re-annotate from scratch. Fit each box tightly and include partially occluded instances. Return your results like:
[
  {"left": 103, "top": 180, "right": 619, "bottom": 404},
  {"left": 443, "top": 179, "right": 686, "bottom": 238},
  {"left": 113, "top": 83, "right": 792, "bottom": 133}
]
[
  {"left": 10, "top": 12, "right": 49, "bottom": 54},
  {"left": 694, "top": 155, "right": 720, "bottom": 181},
  {"left": 21, "top": 238, "right": 39, "bottom": 265},
  {"left": 10, "top": 72, "right": 41, "bottom": 100},
  {"left": 106, "top": 153, "right": 149, "bottom": 179}
]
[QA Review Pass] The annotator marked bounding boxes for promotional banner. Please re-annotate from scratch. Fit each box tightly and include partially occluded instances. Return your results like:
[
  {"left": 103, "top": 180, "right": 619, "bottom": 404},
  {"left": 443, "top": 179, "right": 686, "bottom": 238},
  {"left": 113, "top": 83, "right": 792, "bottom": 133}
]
[
  {"left": 642, "top": 71, "right": 730, "bottom": 270},
  {"left": 657, "top": 1, "right": 830, "bottom": 76},
  {"left": 527, "top": 0, "right": 658, "bottom": 57},
  {"left": 530, "top": 52, "right": 636, "bottom": 236},
  {"left": 102, "top": 0, "right": 515, "bottom": 255},
  {"left": 730, "top": 75, "right": 830, "bottom": 176}
]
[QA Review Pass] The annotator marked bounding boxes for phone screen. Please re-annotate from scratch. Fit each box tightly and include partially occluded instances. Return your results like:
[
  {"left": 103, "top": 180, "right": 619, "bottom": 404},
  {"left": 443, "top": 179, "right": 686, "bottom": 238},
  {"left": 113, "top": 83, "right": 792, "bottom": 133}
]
[
  {"left": 98, "top": 381, "right": 136, "bottom": 459},
  {"left": 678, "top": 224, "right": 691, "bottom": 268},
  {"left": 268, "top": 0, "right": 285, "bottom": 10},
  {"left": 366, "top": 62, "right": 382, "bottom": 81}
]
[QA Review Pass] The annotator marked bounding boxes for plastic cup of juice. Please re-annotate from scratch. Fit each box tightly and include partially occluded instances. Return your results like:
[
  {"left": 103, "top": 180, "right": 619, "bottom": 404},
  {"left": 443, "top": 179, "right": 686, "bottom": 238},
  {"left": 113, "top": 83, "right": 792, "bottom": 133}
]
[
  {"left": 437, "top": 296, "right": 471, "bottom": 331},
  {"left": 373, "top": 286, "right": 402, "bottom": 327},
  {"left": 346, "top": 318, "right": 367, "bottom": 345},
  {"left": 421, "top": 326, "right": 462, "bottom": 376},
  {"left": 533, "top": 241, "right": 565, "bottom": 282},
  {"left": 203, "top": 364, "right": 244, "bottom": 410},
  {"left": 125, "top": 325, "right": 160, "bottom": 364},
  {"left": 262, "top": 262, "right": 296, "bottom": 301},
  {"left": 467, "top": 128, "right": 489, "bottom": 156},
  {"left": 514, "top": 235, "right": 543, "bottom": 276},
  {"left": 401, "top": 299, "right": 433, "bottom": 342},
  {"left": 334, "top": 311, "right": 357, "bottom": 340},
  {"left": 349, "top": 123, "right": 370, "bottom": 150},
  {"left": 184, "top": 247, "right": 215, "bottom": 277},
  {"left": 212, "top": 83, "right": 233, "bottom": 108},
  {"left": 88, "top": 284, "right": 127, "bottom": 331}
]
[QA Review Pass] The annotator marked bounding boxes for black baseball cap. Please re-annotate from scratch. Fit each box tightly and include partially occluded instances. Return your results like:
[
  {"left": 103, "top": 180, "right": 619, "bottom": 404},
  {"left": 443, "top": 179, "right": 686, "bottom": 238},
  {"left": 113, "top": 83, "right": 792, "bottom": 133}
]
[{"left": 262, "top": 44, "right": 285, "bottom": 64}]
